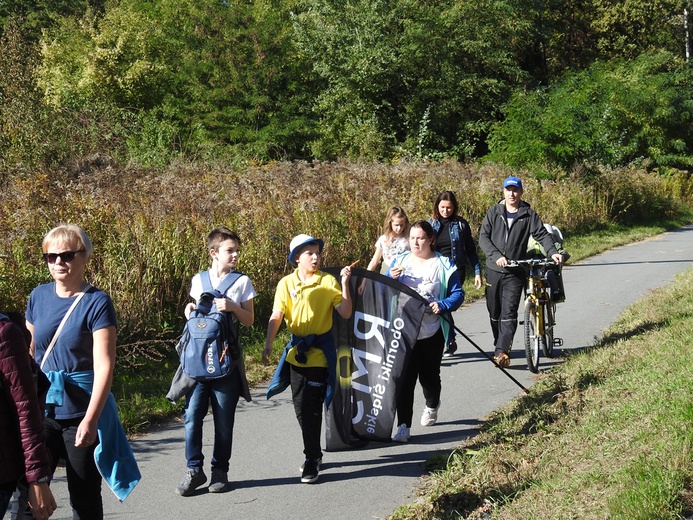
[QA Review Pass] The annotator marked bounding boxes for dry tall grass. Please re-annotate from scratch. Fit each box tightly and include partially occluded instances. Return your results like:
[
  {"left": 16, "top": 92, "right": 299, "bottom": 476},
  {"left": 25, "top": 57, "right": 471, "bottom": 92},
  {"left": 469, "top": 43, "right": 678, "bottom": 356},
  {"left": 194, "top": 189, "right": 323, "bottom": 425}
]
[{"left": 1, "top": 159, "right": 690, "bottom": 360}]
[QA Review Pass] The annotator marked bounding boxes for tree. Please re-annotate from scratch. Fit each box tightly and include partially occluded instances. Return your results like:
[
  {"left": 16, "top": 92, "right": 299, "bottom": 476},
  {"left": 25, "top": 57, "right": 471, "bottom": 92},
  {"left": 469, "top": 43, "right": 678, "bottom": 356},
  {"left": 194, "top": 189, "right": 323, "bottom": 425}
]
[
  {"left": 591, "top": 0, "right": 687, "bottom": 60},
  {"left": 292, "top": 0, "right": 530, "bottom": 159},
  {"left": 487, "top": 51, "right": 693, "bottom": 170},
  {"left": 0, "top": 0, "right": 105, "bottom": 41},
  {"left": 36, "top": 0, "right": 317, "bottom": 163}
]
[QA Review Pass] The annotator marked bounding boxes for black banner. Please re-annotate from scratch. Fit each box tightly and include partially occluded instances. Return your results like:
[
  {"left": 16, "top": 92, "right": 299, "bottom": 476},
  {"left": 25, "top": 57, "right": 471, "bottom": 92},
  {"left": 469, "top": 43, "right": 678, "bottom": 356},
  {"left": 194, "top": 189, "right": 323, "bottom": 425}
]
[{"left": 323, "top": 267, "right": 428, "bottom": 450}]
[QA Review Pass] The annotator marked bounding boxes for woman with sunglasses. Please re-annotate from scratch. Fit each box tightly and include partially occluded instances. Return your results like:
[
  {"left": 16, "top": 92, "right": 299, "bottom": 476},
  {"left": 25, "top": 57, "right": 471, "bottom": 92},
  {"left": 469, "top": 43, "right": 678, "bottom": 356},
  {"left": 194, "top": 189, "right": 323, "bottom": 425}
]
[{"left": 25, "top": 224, "right": 138, "bottom": 519}]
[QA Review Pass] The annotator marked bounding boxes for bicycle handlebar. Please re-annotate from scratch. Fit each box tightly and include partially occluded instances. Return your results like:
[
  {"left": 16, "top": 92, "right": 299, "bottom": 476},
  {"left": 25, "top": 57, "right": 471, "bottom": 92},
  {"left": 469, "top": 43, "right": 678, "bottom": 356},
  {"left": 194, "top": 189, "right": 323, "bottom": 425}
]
[{"left": 507, "top": 258, "right": 557, "bottom": 268}]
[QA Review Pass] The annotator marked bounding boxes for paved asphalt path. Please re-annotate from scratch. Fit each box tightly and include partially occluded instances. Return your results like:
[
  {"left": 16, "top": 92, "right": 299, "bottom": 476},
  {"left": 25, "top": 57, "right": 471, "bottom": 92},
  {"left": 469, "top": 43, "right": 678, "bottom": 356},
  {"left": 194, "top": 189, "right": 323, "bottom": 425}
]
[{"left": 22, "top": 225, "right": 693, "bottom": 520}]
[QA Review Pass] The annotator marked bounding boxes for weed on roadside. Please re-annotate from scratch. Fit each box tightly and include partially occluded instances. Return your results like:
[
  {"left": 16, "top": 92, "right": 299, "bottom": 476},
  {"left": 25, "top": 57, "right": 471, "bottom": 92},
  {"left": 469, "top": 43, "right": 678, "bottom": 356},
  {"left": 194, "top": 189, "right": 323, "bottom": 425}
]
[{"left": 392, "top": 267, "right": 693, "bottom": 519}]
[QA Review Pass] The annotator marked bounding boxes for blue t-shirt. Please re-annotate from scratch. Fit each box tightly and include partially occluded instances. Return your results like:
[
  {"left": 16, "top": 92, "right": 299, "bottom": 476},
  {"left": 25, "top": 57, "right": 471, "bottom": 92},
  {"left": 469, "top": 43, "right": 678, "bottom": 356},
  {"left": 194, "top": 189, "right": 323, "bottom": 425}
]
[{"left": 26, "top": 283, "right": 118, "bottom": 420}]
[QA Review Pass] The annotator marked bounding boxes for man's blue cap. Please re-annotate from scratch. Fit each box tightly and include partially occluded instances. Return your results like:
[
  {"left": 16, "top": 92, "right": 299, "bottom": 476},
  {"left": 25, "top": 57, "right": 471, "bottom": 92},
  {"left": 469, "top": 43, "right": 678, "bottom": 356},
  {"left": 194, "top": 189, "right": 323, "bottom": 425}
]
[{"left": 503, "top": 176, "right": 523, "bottom": 189}]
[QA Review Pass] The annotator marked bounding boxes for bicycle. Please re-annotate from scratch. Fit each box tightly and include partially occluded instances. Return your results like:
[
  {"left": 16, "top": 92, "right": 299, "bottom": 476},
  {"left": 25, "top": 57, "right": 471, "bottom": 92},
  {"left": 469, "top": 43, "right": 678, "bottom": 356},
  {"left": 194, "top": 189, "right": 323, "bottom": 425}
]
[{"left": 509, "top": 258, "right": 563, "bottom": 373}]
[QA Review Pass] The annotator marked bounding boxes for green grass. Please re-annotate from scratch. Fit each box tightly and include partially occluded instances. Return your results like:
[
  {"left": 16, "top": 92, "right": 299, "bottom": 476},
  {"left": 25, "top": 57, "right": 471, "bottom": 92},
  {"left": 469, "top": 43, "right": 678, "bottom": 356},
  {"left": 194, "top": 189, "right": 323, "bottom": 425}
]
[{"left": 390, "top": 264, "right": 693, "bottom": 519}]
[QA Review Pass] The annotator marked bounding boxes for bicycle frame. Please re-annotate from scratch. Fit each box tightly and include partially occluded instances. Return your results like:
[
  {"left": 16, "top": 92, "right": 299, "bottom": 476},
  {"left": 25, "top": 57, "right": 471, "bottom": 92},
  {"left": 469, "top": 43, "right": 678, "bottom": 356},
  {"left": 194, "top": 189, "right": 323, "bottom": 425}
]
[
  {"left": 524, "top": 261, "right": 554, "bottom": 336},
  {"left": 509, "top": 258, "right": 559, "bottom": 372}
]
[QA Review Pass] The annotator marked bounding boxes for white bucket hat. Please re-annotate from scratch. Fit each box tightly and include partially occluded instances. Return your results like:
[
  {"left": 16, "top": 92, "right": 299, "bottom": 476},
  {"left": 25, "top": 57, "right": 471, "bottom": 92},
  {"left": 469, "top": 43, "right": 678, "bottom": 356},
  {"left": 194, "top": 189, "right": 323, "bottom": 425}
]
[{"left": 288, "top": 234, "right": 324, "bottom": 266}]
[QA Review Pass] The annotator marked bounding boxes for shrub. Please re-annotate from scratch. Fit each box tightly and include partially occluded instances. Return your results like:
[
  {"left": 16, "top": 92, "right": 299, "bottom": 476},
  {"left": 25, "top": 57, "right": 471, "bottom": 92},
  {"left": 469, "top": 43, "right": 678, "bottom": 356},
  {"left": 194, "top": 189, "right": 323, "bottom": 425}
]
[{"left": 487, "top": 51, "right": 693, "bottom": 171}]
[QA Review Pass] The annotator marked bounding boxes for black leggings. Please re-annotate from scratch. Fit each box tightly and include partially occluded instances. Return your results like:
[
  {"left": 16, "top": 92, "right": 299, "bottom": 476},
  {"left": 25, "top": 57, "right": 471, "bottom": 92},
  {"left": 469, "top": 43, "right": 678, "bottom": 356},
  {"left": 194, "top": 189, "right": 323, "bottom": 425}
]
[
  {"left": 44, "top": 417, "right": 103, "bottom": 520},
  {"left": 396, "top": 328, "right": 445, "bottom": 427}
]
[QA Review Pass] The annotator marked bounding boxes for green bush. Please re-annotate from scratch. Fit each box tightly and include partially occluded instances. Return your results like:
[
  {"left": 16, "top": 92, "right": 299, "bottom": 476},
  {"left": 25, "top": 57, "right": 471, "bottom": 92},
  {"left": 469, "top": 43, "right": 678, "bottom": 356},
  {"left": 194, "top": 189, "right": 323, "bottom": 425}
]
[{"left": 487, "top": 51, "right": 693, "bottom": 171}]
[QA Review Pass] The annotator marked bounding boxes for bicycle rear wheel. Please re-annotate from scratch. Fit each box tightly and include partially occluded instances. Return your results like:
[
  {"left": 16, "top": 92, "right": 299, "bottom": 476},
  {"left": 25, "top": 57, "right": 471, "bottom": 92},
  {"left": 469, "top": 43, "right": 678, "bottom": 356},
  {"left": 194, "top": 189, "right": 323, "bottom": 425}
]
[{"left": 524, "top": 302, "right": 542, "bottom": 373}]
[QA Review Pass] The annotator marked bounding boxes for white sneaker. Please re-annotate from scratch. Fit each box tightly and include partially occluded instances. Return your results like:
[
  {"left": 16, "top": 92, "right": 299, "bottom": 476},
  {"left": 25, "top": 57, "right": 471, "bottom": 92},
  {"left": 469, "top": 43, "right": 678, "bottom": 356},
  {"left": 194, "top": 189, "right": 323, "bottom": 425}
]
[
  {"left": 420, "top": 402, "right": 440, "bottom": 426},
  {"left": 392, "top": 424, "right": 410, "bottom": 442}
]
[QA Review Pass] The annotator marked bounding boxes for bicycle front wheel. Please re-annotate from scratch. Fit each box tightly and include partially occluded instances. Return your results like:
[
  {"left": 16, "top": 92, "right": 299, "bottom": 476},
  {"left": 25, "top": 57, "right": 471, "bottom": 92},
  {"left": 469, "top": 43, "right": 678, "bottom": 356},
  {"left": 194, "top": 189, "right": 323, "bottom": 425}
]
[
  {"left": 524, "top": 302, "right": 542, "bottom": 373},
  {"left": 543, "top": 302, "right": 555, "bottom": 358}
]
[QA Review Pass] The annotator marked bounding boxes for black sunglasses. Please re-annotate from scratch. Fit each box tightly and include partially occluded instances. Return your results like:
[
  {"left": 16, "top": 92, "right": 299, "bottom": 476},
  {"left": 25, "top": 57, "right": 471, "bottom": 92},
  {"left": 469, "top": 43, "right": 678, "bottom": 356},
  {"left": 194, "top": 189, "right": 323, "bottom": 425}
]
[{"left": 43, "top": 250, "right": 84, "bottom": 264}]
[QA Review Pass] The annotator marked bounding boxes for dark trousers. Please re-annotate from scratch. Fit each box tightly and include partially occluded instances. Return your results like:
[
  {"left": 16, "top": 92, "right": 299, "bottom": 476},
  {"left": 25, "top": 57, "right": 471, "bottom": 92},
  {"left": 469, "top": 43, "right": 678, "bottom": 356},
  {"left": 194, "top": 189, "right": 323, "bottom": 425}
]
[
  {"left": 396, "top": 328, "right": 445, "bottom": 427},
  {"left": 446, "top": 266, "right": 464, "bottom": 346},
  {"left": 0, "top": 484, "right": 13, "bottom": 518},
  {"left": 290, "top": 365, "right": 327, "bottom": 460},
  {"left": 485, "top": 268, "right": 525, "bottom": 355},
  {"left": 44, "top": 417, "right": 103, "bottom": 520}
]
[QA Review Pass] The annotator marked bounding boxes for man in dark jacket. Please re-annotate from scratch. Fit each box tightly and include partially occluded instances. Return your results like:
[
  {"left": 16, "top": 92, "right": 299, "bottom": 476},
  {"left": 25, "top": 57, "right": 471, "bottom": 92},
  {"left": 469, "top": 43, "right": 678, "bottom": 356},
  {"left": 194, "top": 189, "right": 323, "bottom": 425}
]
[
  {"left": 479, "top": 177, "right": 565, "bottom": 367},
  {"left": 0, "top": 312, "right": 56, "bottom": 519}
]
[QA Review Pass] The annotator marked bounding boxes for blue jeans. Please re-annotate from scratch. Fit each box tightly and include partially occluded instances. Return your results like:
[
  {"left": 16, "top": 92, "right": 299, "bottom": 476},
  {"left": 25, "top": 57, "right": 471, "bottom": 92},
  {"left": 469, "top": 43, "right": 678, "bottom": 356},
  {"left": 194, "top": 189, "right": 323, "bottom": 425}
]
[{"left": 184, "top": 368, "right": 241, "bottom": 473}]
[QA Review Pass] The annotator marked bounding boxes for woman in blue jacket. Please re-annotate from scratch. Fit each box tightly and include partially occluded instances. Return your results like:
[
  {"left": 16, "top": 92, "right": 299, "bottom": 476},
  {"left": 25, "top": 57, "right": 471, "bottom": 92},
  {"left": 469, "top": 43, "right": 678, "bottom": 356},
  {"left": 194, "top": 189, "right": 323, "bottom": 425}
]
[{"left": 428, "top": 191, "right": 482, "bottom": 357}]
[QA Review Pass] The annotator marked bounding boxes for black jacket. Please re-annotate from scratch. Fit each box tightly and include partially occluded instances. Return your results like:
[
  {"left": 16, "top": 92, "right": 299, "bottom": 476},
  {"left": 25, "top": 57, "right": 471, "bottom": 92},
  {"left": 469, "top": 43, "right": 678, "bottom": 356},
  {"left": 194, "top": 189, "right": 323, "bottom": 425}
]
[{"left": 479, "top": 200, "right": 558, "bottom": 274}]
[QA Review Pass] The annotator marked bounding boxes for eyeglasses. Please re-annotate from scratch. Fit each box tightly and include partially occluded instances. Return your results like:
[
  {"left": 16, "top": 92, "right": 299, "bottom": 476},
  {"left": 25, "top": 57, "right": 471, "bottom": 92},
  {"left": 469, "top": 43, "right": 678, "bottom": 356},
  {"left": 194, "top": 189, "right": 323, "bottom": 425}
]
[{"left": 43, "top": 250, "right": 84, "bottom": 264}]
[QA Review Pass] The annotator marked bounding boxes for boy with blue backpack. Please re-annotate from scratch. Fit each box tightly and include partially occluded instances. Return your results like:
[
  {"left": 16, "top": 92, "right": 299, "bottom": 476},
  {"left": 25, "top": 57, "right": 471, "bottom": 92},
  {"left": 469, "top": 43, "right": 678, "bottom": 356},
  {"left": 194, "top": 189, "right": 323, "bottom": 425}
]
[{"left": 175, "top": 227, "right": 256, "bottom": 496}]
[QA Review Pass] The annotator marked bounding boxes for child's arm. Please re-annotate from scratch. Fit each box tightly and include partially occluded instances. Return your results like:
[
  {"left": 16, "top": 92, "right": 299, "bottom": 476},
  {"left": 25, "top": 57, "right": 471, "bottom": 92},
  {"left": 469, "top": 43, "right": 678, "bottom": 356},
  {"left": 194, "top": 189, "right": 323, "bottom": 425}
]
[
  {"left": 184, "top": 276, "right": 199, "bottom": 319},
  {"left": 366, "top": 247, "right": 383, "bottom": 271},
  {"left": 335, "top": 265, "right": 353, "bottom": 319},
  {"left": 262, "top": 309, "right": 284, "bottom": 364},
  {"left": 214, "top": 297, "right": 254, "bottom": 327}
]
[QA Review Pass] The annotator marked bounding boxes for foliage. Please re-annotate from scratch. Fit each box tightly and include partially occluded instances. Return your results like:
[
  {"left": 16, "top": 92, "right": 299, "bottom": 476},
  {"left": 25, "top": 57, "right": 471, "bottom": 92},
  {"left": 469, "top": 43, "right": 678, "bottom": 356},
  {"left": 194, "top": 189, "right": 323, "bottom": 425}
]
[
  {"left": 0, "top": 16, "right": 136, "bottom": 171},
  {"left": 292, "top": 0, "right": 529, "bottom": 160},
  {"left": 0, "top": 0, "right": 104, "bottom": 41},
  {"left": 0, "top": 161, "right": 690, "bottom": 434},
  {"left": 2, "top": 0, "right": 693, "bottom": 166},
  {"left": 35, "top": 0, "right": 317, "bottom": 165},
  {"left": 591, "top": 0, "right": 688, "bottom": 60},
  {"left": 1, "top": 160, "right": 690, "bottom": 337},
  {"left": 487, "top": 51, "right": 693, "bottom": 170}
]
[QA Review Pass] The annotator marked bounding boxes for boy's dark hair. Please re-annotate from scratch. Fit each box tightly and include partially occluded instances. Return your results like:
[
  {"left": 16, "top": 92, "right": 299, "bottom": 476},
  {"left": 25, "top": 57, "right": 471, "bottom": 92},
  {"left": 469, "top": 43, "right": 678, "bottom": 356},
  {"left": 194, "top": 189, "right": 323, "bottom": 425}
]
[
  {"left": 433, "top": 190, "right": 459, "bottom": 219},
  {"left": 208, "top": 226, "right": 241, "bottom": 251}
]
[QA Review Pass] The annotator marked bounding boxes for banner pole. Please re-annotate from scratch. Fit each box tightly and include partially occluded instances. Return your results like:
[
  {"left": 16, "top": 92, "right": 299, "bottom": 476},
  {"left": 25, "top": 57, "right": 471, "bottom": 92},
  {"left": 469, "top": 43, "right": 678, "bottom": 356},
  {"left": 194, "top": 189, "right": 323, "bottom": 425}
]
[{"left": 442, "top": 315, "right": 528, "bottom": 394}]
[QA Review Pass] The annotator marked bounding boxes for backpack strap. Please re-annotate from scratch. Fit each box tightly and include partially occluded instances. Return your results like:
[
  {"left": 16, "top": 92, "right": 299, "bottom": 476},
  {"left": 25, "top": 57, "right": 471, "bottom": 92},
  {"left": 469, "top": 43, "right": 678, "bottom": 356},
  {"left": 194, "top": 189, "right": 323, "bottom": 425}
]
[
  {"left": 200, "top": 270, "right": 214, "bottom": 293},
  {"left": 201, "top": 270, "right": 243, "bottom": 298}
]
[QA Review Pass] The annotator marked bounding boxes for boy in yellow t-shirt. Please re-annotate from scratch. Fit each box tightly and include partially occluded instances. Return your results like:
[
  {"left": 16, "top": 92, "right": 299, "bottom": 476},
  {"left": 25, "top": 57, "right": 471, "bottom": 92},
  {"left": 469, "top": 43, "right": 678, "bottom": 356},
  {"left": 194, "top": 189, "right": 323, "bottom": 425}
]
[{"left": 263, "top": 234, "right": 353, "bottom": 484}]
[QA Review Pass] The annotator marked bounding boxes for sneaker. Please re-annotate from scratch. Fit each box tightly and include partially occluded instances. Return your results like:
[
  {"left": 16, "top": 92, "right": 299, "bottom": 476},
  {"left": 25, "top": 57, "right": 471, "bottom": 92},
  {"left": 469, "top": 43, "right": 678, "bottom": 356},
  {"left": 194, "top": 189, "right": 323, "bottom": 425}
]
[
  {"left": 493, "top": 352, "right": 511, "bottom": 367},
  {"left": 299, "top": 457, "right": 322, "bottom": 472},
  {"left": 442, "top": 341, "right": 457, "bottom": 358},
  {"left": 175, "top": 468, "right": 207, "bottom": 496},
  {"left": 392, "top": 424, "right": 411, "bottom": 442},
  {"left": 420, "top": 402, "right": 440, "bottom": 426},
  {"left": 301, "top": 458, "right": 320, "bottom": 484},
  {"left": 208, "top": 469, "right": 228, "bottom": 493}
]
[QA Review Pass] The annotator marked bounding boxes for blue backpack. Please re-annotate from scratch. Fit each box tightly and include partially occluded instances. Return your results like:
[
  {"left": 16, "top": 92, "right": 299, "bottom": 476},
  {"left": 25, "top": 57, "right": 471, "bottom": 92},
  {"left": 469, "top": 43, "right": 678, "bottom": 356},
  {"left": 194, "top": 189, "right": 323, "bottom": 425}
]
[{"left": 179, "top": 270, "right": 243, "bottom": 381}]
